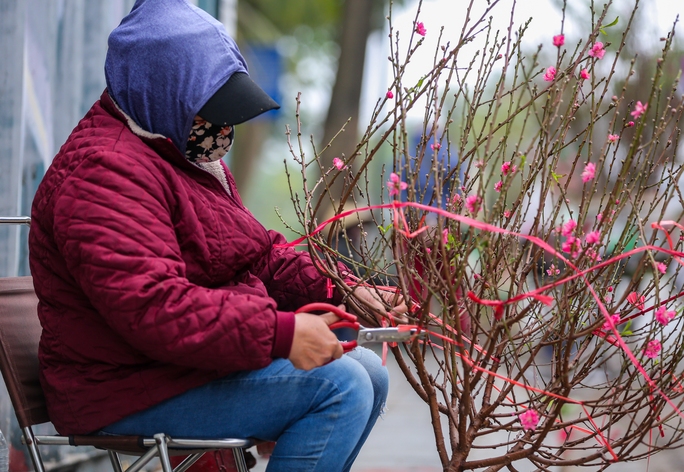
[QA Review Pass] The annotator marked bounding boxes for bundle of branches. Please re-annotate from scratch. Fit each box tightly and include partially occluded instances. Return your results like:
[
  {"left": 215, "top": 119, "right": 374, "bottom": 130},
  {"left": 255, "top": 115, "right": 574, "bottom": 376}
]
[{"left": 282, "top": 0, "right": 684, "bottom": 469}]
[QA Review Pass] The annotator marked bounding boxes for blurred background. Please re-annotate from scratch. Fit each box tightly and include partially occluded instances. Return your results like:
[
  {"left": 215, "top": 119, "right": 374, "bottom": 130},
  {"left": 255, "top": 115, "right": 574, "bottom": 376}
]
[{"left": 1, "top": 0, "right": 683, "bottom": 469}]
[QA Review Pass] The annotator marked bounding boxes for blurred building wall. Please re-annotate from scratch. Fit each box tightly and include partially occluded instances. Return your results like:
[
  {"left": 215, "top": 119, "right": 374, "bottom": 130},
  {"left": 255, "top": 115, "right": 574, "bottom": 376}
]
[
  {"left": 0, "top": 1, "right": 232, "bottom": 469},
  {"left": 0, "top": 0, "right": 136, "bottom": 278}
]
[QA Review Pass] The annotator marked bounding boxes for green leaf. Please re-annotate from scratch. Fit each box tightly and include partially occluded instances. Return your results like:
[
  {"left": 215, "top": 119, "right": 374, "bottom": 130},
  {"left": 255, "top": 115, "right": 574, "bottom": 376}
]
[
  {"left": 446, "top": 232, "right": 457, "bottom": 250},
  {"left": 600, "top": 16, "right": 619, "bottom": 35},
  {"left": 378, "top": 223, "right": 393, "bottom": 235},
  {"left": 605, "top": 16, "right": 619, "bottom": 28},
  {"left": 551, "top": 172, "right": 565, "bottom": 183}
]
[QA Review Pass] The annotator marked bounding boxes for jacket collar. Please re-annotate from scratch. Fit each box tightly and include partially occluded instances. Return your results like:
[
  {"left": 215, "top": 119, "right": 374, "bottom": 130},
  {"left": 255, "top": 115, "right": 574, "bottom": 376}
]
[{"left": 99, "top": 89, "right": 235, "bottom": 197}]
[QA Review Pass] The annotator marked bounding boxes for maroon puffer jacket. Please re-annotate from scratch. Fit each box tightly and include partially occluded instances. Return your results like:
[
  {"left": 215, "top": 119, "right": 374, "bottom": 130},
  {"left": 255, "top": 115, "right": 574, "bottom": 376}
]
[{"left": 29, "top": 91, "right": 339, "bottom": 435}]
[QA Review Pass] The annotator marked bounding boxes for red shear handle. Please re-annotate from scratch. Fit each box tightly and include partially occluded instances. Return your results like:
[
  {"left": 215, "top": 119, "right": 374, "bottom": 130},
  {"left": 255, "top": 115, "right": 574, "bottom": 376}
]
[
  {"left": 295, "top": 303, "right": 358, "bottom": 322},
  {"left": 295, "top": 303, "right": 360, "bottom": 353},
  {"left": 328, "top": 320, "right": 360, "bottom": 353},
  {"left": 340, "top": 341, "right": 357, "bottom": 353}
]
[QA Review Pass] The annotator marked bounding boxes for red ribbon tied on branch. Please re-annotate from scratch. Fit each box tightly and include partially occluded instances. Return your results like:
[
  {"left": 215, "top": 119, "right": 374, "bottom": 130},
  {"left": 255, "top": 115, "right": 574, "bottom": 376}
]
[{"left": 467, "top": 291, "right": 554, "bottom": 320}]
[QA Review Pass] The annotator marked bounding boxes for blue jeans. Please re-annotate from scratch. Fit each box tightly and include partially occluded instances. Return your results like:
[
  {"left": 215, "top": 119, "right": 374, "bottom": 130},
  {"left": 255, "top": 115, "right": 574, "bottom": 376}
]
[{"left": 102, "top": 347, "right": 389, "bottom": 472}]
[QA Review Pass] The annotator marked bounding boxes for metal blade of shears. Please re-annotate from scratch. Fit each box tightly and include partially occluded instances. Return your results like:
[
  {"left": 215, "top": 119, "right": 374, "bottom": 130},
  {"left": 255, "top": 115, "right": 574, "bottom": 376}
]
[{"left": 356, "top": 327, "right": 423, "bottom": 346}]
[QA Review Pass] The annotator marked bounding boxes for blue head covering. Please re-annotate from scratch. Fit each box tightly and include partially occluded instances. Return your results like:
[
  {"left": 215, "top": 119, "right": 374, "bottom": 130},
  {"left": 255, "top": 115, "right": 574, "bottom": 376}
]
[{"left": 105, "top": 0, "right": 248, "bottom": 154}]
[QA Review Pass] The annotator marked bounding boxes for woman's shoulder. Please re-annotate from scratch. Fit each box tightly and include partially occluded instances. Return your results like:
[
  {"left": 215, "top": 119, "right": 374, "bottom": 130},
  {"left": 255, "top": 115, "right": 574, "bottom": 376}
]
[{"left": 36, "top": 108, "right": 179, "bottom": 215}]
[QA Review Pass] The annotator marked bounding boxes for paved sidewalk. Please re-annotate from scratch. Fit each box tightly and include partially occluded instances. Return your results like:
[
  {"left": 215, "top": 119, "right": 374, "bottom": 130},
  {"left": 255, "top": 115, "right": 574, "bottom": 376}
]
[{"left": 351, "top": 348, "right": 442, "bottom": 472}]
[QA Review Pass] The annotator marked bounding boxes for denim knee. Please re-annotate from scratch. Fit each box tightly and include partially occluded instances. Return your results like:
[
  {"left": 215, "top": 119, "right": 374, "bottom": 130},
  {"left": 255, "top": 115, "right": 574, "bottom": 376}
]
[
  {"left": 328, "top": 355, "right": 375, "bottom": 418},
  {"left": 345, "top": 347, "right": 389, "bottom": 407}
]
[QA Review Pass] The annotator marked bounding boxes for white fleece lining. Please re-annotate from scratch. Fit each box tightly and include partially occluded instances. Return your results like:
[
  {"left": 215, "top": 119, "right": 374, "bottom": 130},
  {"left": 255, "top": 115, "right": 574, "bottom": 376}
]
[
  {"left": 112, "top": 99, "right": 232, "bottom": 195},
  {"left": 197, "top": 161, "right": 231, "bottom": 195}
]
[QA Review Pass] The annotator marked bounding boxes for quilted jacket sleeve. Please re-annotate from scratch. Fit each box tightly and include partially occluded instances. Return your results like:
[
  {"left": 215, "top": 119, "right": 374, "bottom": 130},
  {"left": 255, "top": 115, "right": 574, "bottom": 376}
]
[
  {"left": 51, "top": 151, "right": 288, "bottom": 372},
  {"left": 251, "top": 230, "right": 349, "bottom": 312}
]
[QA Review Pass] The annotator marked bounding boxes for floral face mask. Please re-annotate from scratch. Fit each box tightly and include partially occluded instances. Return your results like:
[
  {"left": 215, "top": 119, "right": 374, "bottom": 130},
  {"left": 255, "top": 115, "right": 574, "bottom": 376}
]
[{"left": 185, "top": 117, "right": 234, "bottom": 163}]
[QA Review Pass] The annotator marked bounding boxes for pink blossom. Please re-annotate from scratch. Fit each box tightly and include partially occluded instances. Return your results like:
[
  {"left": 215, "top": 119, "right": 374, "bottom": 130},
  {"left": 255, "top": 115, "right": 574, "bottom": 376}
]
[
  {"left": 415, "top": 22, "right": 427, "bottom": 36},
  {"left": 585, "top": 248, "right": 602, "bottom": 261},
  {"left": 588, "top": 42, "right": 606, "bottom": 59},
  {"left": 626, "top": 121, "right": 635, "bottom": 128},
  {"left": 501, "top": 161, "right": 516, "bottom": 175},
  {"left": 442, "top": 228, "right": 449, "bottom": 245},
  {"left": 560, "top": 220, "right": 577, "bottom": 237},
  {"left": 608, "top": 134, "right": 619, "bottom": 143},
  {"left": 519, "top": 409, "right": 539, "bottom": 432},
  {"left": 597, "top": 213, "right": 603, "bottom": 221},
  {"left": 431, "top": 143, "right": 441, "bottom": 151},
  {"left": 627, "top": 292, "right": 645, "bottom": 310},
  {"left": 546, "top": 264, "right": 560, "bottom": 276},
  {"left": 631, "top": 101, "right": 648, "bottom": 119},
  {"left": 553, "top": 34, "right": 565, "bottom": 47},
  {"left": 386, "top": 90, "right": 394, "bottom": 99},
  {"left": 503, "top": 210, "right": 511, "bottom": 218},
  {"left": 494, "top": 181, "right": 503, "bottom": 192},
  {"left": 386, "top": 172, "right": 408, "bottom": 197},
  {"left": 656, "top": 262, "right": 667, "bottom": 274},
  {"left": 580, "top": 69, "right": 590, "bottom": 80},
  {"left": 543, "top": 66, "right": 557, "bottom": 82},
  {"left": 465, "top": 195, "right": 481, "bottom": 214},
  {"left": 581, "top": 162, "right": 596, "bottom": 183},
  {"left": 644, "top": 339, "right": 661, "bottom": 359},
  {"left": 332, "top": 157, "right": 346, "bottom": 170},
  {"left": 562, "top": 236, "right": 580, "bottom": 256},
  {"left": 655, "top": 306, "right": 676, "bottom": 326},
  {"left": 585, "top": 230, "right": 601, "bottom": 245},
  {"left": 602, "top": 313, "right": 621, "bottom": 331}
]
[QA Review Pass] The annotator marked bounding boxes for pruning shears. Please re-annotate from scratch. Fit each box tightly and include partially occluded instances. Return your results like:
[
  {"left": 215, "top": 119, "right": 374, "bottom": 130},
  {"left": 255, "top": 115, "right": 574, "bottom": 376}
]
[{"left": 295, "top": 302, "right": 423, "bottom": 353}]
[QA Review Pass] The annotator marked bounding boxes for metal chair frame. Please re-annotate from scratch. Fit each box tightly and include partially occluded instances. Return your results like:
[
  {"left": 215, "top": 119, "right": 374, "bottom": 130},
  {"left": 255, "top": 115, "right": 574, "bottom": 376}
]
[{"left": 0, "top": 217, "right": 253, "bottom": 472}]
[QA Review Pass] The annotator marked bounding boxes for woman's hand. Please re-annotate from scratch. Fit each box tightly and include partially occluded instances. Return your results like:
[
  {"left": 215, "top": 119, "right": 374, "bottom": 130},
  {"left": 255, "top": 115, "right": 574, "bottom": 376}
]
[
  {"left": 288, "top": 306, "right": 345, "bottom": 370},
  {"left": 351, "top": 285, "right": 409, "bottom": 324}
]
